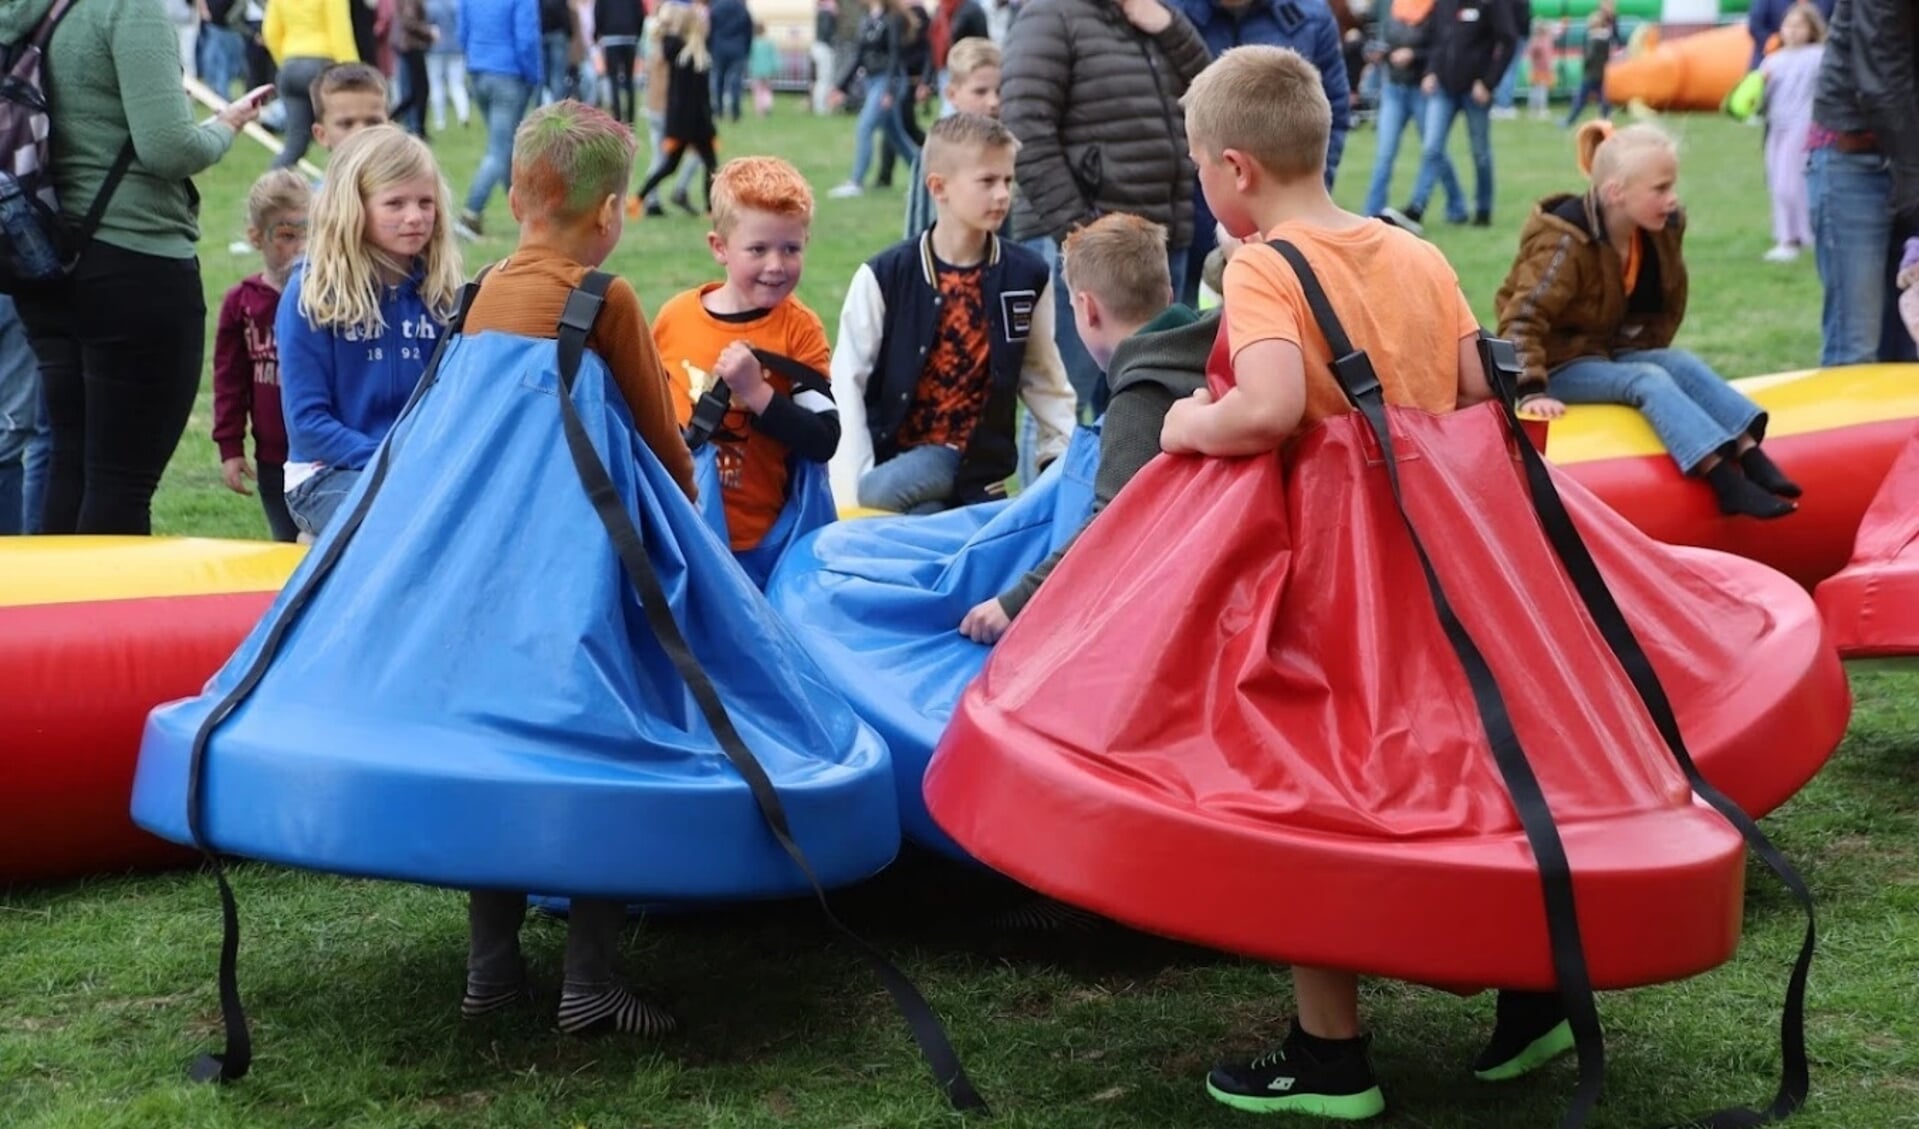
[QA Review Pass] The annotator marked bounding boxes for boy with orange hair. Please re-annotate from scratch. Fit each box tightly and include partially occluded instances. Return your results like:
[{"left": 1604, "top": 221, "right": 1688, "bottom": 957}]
[
  {"left": 458, "top": 100, "right": 693, "bottom": 1038},
  {"left": 1164, "top": 46, "right": 1569, "bottom": 1120},
  {"left": 651, "top": 156, "right": 838, "bottom": 554}
]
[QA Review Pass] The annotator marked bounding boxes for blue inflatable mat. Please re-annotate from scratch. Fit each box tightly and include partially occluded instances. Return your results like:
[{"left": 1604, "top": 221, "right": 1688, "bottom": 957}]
[
  {"left": 764, "top": 425, "right": 1101, "bottom": 860},
  {"left": 694, "top": 451, "right": 837, "bottom": 589},
  {"left": 131, "top": 327, "right": 900, "bottom": 902}
]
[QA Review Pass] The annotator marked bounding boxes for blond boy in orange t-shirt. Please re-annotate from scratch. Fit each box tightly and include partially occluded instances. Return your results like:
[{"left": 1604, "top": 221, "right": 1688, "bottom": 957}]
[
  {"left": 1164, "top": 46, "right": 1563, "bottom": 1125},
  {"left": 651, "top": 157, "right": 837, "bottom": 552}
]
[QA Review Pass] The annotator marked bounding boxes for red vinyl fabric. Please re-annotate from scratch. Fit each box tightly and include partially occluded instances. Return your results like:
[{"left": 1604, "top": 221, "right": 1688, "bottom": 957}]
[
  {"left": 0, "top": 592, "right": 274, "bottom": 883},
  {"left": 1816, "top": 425, "right": 1919, "bottom": 658},
  {"left": 925, "top": 400, "right": 1847, "bottom": 990}
]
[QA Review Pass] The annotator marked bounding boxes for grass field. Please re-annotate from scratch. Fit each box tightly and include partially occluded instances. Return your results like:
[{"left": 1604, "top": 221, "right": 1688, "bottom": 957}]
[{"left": 3, "top": 101, "right": 1916, "bottom": 1129}]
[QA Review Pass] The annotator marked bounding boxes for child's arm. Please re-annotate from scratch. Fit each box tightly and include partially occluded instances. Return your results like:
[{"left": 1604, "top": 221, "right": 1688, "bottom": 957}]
[
  {"left": 715, "top": 314, "right": 841, "bottom": 463},
  {"left": 211, "top": 287, "right": 255, "bottom": 494},
  {"left": 828, "top": 263, "right": 886, "bottom": 508},
  {"left": 1456, "top": 332, "right": 1495, "bottom": 408},
  {"left": 275, "top": 275, "right": 384, "bottom": 469},
  {"left": 600, "top": 278, "right": 698, "bottom": 502},
  {"left": 1018, "top": 280, "right": 1078, "bottom": 468},
  {"left": 1494, "top": 225, "right": 1585, "bottom": 405},
  {"left": 1160, "top": 341, "right": 1305, "bottom": 456},
  {"left": 1162, "top": 248, "right": 1306, "bottom": 456}
]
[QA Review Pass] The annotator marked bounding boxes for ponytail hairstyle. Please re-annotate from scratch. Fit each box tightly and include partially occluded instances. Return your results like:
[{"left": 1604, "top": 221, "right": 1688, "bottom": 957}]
[
  {"left": 299, "top": 125, "right": 464, "bottom": 337},
  {"left": 1575, "top": 118, "right": 1677, "bottom": 195}
]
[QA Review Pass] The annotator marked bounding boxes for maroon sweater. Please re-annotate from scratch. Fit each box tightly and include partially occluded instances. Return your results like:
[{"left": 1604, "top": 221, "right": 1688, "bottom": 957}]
[{"left": 212, "top": 274, "right": 290, "bottom": 465}]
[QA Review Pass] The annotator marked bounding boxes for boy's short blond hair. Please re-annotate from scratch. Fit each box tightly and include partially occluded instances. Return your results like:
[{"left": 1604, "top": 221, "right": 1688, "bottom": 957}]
[
  {"left": 311, "top": 61, "right": 389, "bottom": 117},
  {"left": 511, "top": 101, "right": 638, "bottom": 223},
  {"left": 923, "top": 112, "right": 1019, "bottom": 177},
  {"left": 1181, "top": 45, "right": 1329, "bottom": 184},
  {"left": 1062, "top": 214, "right": 1172, "bottom": 325},
  {"left": 945, "top": 37, "right": 1001, "bottom": 82},
  {"left": 709, "top": 156, "right": 814, "bottom": 236}
]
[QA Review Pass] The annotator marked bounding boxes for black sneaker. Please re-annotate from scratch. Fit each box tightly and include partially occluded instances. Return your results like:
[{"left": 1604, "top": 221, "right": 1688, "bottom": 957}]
[
  {"left": 1377, "top": 207, "right": 1423, "bottom": 238},
  {"left": 1472, "top": 210, "right": 1493, "bottom": 227},
  {"left": 1472, "top": 990, "right": 1575, "bottom": 1082},
  {"left": 1206, "top": 1024, "right": 1386, "bottom": 1119}
]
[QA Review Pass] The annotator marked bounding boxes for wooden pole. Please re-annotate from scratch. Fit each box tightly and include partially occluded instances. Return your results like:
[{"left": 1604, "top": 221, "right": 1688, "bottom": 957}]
[{"left": 182, "top": 76, "right": 326, "bottom": 183}]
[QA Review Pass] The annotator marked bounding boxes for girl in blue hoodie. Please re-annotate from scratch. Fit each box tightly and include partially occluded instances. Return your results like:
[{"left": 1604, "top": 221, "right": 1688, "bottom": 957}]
[{"left": 278, "top": 126, "right": 466, "bottom": 538}]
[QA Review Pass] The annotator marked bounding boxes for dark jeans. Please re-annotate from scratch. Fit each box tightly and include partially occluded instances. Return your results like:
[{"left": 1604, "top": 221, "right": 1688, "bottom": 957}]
[
  {"left": 710, "top": 52, "right": 747, "bottom": 121},
  {"left": 256, "top": 459, "right": 298, "bottom": 542},
  {"left": 16, "top": 242, "right": 206, "bottom": 535},
  {"left": 394, "top": 49, "right": 430, "bottom": 139},
  {"left": 272, "top": 56, "right": 332, "bottom": 170},
  {"left": 601, "top": 43, "right": 638, "bottom": 123}
]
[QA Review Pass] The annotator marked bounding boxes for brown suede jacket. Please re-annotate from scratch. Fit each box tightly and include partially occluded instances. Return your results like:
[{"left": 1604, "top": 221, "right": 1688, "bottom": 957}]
[{"left": 1493, "top": 191, "right": 1690, "bottom": 395}]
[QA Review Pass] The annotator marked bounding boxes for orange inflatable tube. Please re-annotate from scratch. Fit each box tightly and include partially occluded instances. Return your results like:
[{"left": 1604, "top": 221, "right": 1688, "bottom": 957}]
[
  {"left": 1551, "top": 365, "right": 1919, "bottom": 589},
  {"left": 0, "top": 538, "right": 303, "bottom": 885},
  {"left": 1603, "top": 23, "right": 1755, "bottom": 113}
]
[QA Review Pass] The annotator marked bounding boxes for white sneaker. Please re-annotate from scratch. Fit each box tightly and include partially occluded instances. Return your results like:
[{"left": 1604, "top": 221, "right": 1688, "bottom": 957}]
[
  {"left": 826, "top": 182, "right": 864, "bottom": 199},
  {"left": 228, "top": 238, "right": 254, "bottom": 255},
  {"left": 1763, "top": 244, "right": 1800, "bottom": 263}
]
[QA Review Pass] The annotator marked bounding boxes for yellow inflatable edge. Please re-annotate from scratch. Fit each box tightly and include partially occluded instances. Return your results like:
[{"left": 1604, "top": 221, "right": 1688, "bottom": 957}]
[{"left": 0, "top": 537, "right": 306, "bottom": 608}]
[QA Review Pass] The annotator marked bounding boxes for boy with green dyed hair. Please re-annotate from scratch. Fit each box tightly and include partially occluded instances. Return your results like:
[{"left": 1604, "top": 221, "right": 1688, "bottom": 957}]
[{"left": 456, "top": 99, "right": 695, "bottom": 1038}]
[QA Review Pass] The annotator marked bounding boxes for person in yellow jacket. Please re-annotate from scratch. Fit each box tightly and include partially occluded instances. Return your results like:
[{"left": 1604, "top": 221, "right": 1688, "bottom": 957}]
[{"left": 264, "top": 0, "right": 360, "bottom": 170}]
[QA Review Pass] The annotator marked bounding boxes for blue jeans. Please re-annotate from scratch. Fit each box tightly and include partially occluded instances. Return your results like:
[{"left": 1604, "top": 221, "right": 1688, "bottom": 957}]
[
  {"left": 1493, "top": 53, "right": 1520, "bottom": 110},
  {"left": 849, "top": 74, "right": 920, "bottom": 187},
  {"left": 1364, "top": 80, "right": 1463, "bottom": 220},
  {"left": 1806, "top": 146, "right": 1918, "bottom": 366},
  {"left": 196, "top": 25, "right": 245, "bottom": 100},
  {"left": 20, "top": 378, "right": 48, "bottom": 533},
  {"left": 542, "top": 32, "right": 573, "bottom": 102},
  {"left": 710, "top": 53, "right": 747, "bottom": 121},
  {"left": 0, "top": 295, "right": 36, "bottom": 534},
  {"left": 465, "top": 72, "right": 534, "bottom": 217},
  {"left": 285, "top": 466, "right": 361, "bottom": 536},
  {"left": 1549, "top": 349, "right": 1764, "bottom": 473},
  {"left": 1412, "top": 89, "right": 1494, "bottom": 220},
  {"left": 859, "top": 444, "right": 960, "bottom": 513}
]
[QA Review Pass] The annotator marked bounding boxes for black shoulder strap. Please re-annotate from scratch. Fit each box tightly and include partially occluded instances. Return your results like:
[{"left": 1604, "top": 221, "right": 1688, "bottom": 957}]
[
  {"left": 1267, "top": 238, "right": 1815, "bottom": 1129},
  {"left": 553, "top": 272, "right": 986, "bottom": 1114},
  {"left": 28, "top": 0, "right": 135, "bottom": 246},
  {"left": 683, "top": 348, "right": 831, "bottom": 451}
]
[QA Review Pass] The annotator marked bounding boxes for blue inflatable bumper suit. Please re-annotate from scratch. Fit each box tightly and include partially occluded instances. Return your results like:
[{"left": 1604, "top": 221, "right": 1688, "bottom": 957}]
[
  {"left": 130, "top": 284, "right": 900, "bottom": 904},
  {"left": 694, "top": 454, "right": 837, "bottom": 589},
  {"left": 763, "top": 424, "right": 1101, "bottom": 860}
]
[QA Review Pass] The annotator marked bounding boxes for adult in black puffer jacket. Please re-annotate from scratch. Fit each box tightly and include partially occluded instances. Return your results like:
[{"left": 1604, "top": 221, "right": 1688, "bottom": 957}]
[{"left": 1001, "top": 0, "right": 1210, "bottom": 408}]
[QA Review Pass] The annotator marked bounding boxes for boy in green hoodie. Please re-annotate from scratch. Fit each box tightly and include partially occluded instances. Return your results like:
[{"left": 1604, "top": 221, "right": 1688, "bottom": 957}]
[{"left": 960, "top": 212, "right": 1217, "bottom": 644}]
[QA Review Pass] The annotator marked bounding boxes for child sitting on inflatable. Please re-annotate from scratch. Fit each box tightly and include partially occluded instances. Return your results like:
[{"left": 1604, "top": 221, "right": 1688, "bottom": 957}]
[
  {"left": 277, "top": 126, "right": 463, "bottom": 537},
  {"left": 652, "top": 157, "right": 837, "bottom": 555},
  {"left": 1163, "top": 46, "right": 1576, "bottom": 1120},
  {"left": 1494, "top": 122, "right": 1802, "bottom": 520},
  {"left": 829, "top": 113, "right": 1076, "bottom": 513},
  {"left": 958, "top": 213, "right": 1215, "bottom": 644},
  {"left": 457, "top": 101, "right": 693, "bottom": 1037}
]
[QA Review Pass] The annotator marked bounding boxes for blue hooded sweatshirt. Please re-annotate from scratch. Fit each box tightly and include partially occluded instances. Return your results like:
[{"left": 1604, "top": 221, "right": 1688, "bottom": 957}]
[
  {"left": 460, "top": 0, "right": 542, "bottom": 85},
  {"left": 277, "top": 262, "right": 444, "bottom": 470}
]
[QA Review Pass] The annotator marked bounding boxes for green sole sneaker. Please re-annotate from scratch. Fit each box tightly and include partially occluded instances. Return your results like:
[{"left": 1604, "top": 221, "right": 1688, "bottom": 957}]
[
  {"left": 1205, "top": 1078, "right": 1387, "bottom": 1119},
  {"left": 1473, "top": 1018, "right": 1575, "bottom": 1082}
]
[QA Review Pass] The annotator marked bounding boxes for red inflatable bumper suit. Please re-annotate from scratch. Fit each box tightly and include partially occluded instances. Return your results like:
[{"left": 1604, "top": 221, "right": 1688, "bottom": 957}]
[
  {"left": 924, "top": 382, "right": 1845, "bottom": 993},
  {"left": 1816, "top": 424, "right": 1919, "bottom": 659}
]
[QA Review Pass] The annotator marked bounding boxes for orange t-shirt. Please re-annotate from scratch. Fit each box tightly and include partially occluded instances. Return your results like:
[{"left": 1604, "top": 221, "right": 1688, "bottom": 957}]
[
  {"left": 462, "top": 246, "right": 695, "bottom": 502},
  {"left": 1223, "top": 219, "right": 1483, "bottom": 425},
  {"left": 652, "top": 283, "right": 833, "bottom": 551}
]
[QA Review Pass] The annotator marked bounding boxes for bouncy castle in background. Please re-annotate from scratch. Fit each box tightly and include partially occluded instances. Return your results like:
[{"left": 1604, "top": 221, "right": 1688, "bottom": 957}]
[{"left": 1533, "top": 0, "right": 1762, "bottom": 112}]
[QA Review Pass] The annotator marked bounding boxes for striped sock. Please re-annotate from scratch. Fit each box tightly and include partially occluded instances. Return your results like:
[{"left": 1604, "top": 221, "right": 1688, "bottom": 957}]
[
  {"left": 460, "top": 981, "right": 524, "bottom": 1019},
  {"left": 557, "top": 985, "right": 677, "bottom": 1037}
]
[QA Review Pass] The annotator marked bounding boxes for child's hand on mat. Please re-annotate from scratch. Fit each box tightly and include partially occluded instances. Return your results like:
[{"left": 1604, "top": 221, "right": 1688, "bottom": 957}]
[
  {"left": 715, "top": 341, "right": 772, "bottom": 411},
  {"left": 1161, "top": 387, "right": 1215, "bottom": 454},
  {"left": 960, "top": 598, "right": 1012, "bottom": 644},
  {"left": 1519, "top": 396, "right": 1567, "bottom": 420},
  {"left": 221, "top": 456, "right": 255, "bottom": 496}
]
